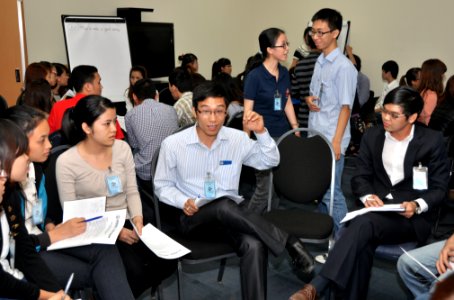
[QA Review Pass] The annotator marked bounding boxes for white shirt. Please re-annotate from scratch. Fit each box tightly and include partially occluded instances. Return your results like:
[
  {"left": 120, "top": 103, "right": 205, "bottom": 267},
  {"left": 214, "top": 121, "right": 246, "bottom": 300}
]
[
  {"left": 20, "top": 162, "right": 42, "bottom": 235},
  {"left": 375, "top": 79, "right": 399, "bottom": 110}
]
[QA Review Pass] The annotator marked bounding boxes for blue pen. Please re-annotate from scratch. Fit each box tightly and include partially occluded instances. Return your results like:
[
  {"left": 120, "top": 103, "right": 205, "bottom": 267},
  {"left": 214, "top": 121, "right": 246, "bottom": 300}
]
[{"left": 84, "top": 215, "right": 103, "bottom": 223}]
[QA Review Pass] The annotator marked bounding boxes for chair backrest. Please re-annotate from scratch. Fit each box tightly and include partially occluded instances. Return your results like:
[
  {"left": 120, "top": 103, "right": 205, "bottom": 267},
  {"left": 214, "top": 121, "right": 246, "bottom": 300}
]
[
  {"left": 270, "top": 128, "right": 335, "bottom": 211},
  {"left": 158, "top": 87, "right": 175, "bottom": 106},
  {"left": 43, "top": 144, "right": 71, "bottom": 224},
  {"left": 225, "top": 111, "right": 243, "bottom": 130}
]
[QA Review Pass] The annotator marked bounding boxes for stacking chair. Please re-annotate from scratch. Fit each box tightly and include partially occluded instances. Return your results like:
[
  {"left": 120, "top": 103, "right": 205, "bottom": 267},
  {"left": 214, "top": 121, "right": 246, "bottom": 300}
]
[
  {"left": 138, "top": 146, "right": 237, "bottom": 300},
  {"left": 263, "top": 128, "right": 335, "bottom": 249}
]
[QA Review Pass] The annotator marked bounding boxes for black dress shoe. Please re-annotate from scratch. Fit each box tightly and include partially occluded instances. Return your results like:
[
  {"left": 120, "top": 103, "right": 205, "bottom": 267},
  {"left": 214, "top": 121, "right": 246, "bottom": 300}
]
[{"left": 286, "top": 236, "right": 315, "bottom": 275}]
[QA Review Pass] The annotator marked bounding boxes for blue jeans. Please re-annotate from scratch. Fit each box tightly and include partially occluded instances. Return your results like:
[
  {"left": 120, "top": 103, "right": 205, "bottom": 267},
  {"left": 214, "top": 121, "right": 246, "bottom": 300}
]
[
  {"left": 318, "top": 154, "right": 347, "bottom": 233},
  {"left": 397, "top": 240, "right": 453, "bottom": 299}
]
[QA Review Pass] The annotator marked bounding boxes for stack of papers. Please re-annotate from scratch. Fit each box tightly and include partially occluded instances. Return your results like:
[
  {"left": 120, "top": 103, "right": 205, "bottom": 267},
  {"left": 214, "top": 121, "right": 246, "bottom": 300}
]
[
  {"left": 48, "top": 197, "right": 126, "bottom": 250},
  {"left": 340, "top": 204, "right": 405, "bottom": 224}
]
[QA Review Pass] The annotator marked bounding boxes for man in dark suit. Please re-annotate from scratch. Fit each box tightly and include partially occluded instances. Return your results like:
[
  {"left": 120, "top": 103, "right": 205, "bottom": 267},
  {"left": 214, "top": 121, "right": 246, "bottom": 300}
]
[{"left": 289, "top": 86, "right": 450, "bottom": 300}]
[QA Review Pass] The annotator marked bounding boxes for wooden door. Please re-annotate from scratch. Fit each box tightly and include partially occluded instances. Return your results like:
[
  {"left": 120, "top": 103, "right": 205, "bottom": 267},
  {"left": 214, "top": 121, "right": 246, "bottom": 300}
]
[{"left": 0, "top": 0, "right": 27, "bottom": 107}]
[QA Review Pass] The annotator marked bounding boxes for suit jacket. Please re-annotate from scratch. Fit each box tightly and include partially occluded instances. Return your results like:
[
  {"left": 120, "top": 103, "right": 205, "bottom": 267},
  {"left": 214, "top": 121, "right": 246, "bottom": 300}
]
[{"left": 351, "top": 124, "right": 450, "bottom": 242}]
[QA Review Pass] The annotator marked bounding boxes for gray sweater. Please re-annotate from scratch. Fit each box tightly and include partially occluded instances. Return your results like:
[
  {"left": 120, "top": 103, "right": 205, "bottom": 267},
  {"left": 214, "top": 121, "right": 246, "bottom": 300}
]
[{"left": 56, "top": 140, "right": 142, "bottom": 219}]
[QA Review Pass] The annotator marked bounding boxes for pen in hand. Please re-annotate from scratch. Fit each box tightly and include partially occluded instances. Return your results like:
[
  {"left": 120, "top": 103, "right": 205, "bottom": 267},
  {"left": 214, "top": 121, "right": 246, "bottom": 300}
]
[
  {"left": 62, "top": 272, "right": 74, "bottom": 300},
  {"left": 83, "top": 216, "right": 103, "bottom": 223}
]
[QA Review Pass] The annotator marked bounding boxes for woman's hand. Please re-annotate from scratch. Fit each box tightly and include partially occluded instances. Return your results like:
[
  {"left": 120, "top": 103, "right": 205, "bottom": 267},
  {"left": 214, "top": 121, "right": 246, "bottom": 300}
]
[
  {"left": 132, "top": 216, "right": 143, "bottom": 236},
  {"left": 48, "top": 218, "right": 86, "bottom": 243},
  {"left": 118, "top": 228, "right": 139, "bottom": 245}
]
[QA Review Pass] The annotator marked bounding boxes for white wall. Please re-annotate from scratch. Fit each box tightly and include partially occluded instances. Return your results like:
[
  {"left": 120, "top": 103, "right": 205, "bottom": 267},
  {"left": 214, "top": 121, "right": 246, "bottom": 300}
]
[{"left": 23, "top": 0, "right": 454, "bottom": 95}]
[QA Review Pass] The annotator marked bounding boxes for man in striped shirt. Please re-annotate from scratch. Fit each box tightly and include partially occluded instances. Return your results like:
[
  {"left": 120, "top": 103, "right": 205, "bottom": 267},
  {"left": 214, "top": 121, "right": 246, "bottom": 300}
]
[{"left": 154, "top": 81, "right": 315, "bottom": 300}]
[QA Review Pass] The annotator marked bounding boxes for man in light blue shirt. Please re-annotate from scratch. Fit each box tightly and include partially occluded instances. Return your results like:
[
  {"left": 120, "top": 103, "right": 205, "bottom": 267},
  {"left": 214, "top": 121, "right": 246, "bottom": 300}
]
[
  {"left": 154, "top": 81, "right": 315, "bottom": 300},
  {"left": 306, "top": 8, "right": 358, "bottom": 231}
]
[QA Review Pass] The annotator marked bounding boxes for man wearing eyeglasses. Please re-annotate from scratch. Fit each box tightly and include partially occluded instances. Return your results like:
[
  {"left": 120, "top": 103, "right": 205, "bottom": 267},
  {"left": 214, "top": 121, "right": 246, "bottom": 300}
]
[
  {"left": 304, "top": 8, "right": 358, "bottom": 234},
  {"left": 290, "top": 86, "right": 449, "bottom": 300},
  {"left": 155, "top": 81, "right": 315, "bottom": 300}
]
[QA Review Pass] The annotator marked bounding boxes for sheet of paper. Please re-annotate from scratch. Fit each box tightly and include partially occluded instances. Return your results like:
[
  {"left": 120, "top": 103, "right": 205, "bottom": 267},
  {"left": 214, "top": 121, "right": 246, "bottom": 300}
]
[
  {"left": 195, "top": 194, "right": 244, "bottom": 208},
  {"left": 62, "top": 197, "right": 106, "bottom": 221},
  {"left": 340, "top": 204, "right": 405, "bottom": 223},
  {"left": 135, "top": 223, "right": 191, "bottom": 259},
  {"left": 48, "top": 209, "right": 126, "bottom": 251}
]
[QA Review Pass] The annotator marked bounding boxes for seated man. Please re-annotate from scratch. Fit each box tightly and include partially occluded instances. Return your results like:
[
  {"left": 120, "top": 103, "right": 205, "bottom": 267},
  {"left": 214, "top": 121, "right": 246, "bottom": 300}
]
[
  {"left": 169, "top": 67, "right": 196, "bottom": 127},
  {"left": 125, "top": 78, "right": 178, "bottom": 192},
  {"left": 290, "top": 86, "right": 450, "bottom": 300},
  {"left": 154, "top": 81, "right": 314, "bottom": 300},
  {"left": 397, "top": 232, "right": 454, "bottom": 299},
  {"left": 375, "top": 60, "right": 399, "bottom": 112},
  {"left": 48, "top": 65, "right": 124, "bottom": 139}
]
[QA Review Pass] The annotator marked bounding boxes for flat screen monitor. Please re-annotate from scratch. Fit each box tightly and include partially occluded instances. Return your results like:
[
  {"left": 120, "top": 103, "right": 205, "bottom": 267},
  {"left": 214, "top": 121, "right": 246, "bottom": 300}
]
[{"left": 127, "top": 22, "right": 175, "bottom": 79}]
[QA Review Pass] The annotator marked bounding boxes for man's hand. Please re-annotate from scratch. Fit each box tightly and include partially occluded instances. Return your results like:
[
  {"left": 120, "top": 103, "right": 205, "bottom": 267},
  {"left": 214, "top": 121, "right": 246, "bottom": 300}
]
[
  {"left": 331, "top": 140, "right": 342, "bottom": 160},
  {"left": 183, "top": 198, "right": 199, "bottom": 216},
  {"left": 436, "top": 235, "right": 454, "bottom": 274},
  {"left": 243, "top": 111, "right": 265, "bottom": 134},
  {"left": 364, "top": 195, "right": 384, "bottom": 208},
  {"left": 399, "top": 201, "right": 418, "bottom": 219},
  {"left": 305, "top": 96, "right": 320, "bottom": 112},
  {"left": 118, "top": 228, "right": 139, "bottom": 245}
]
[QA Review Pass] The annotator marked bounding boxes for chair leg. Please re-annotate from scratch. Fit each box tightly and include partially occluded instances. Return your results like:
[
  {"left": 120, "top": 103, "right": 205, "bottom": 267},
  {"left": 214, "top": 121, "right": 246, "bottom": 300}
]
[
  {"left": 217, "top": 258, "right": 227, "bottom": 283},
  {"left": 177, "top": 260, "right": 183, "bottom": 300}
]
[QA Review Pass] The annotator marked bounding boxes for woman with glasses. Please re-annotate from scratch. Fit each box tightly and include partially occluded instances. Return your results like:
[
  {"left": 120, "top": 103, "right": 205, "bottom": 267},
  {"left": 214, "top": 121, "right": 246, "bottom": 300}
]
[
  {"left": 0, "top": 119, "right": 69, "bottom": 300},
  {"left": 417, "top": 59, "right": 447, "bottom": 125},
  {"left": 57, "top": 95, "right": 176, "bottom": 297},
  {"left": 243, "top": 27, "right": 300, "bottom": 214}
]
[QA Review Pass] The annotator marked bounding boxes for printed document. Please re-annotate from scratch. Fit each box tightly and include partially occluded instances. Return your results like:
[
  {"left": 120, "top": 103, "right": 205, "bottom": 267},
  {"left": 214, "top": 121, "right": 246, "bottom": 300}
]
[{"left": 340, "top": 204, "right": 405, "bottom": 223}]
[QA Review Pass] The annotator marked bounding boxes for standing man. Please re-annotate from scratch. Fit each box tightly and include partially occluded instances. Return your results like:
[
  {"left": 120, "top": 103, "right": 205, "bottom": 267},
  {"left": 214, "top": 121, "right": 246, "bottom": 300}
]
[
  {"left": 290, "top": 87, "right": 449, "bottom": 300},
  {"left": 48, "top": 65, "right": 124, "bottom": 139},
  {"left": 375, "top": 60, "right": 399, "bottom": 112},
  {"left": 154, "top": 82, "right": 314, "bottom": 300},
  {"left": 305, "top": 8, "right": 357, "bottom": 231}
]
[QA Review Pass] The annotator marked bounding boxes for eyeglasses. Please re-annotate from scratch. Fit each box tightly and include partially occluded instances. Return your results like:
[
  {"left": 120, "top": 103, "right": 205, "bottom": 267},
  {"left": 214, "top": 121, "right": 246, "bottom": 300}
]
[
  {"left": 271, "top": 41, "right": 290, "bottom": 49},
  {"left": 309, "top": 30, "right": 333, "bottom": 37},
  {"left": 380, "top": 108, "right": 406, "bottom": 120},
  {"left": 197, "top": 109, "right": 227, "bottom": 117}
]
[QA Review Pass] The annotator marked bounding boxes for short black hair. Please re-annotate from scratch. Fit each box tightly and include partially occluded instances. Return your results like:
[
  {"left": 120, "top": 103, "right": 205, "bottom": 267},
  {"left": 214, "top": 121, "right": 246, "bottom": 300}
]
[
  {"left": 5, "top": 105, "right": 47, "bottom": 136},
  {"left": 168, "top": 67, "right": 193, "bottom": 93},
  {"left": 382, "top": 60, "right": 399, "bottom": 79},
  {"left": 70, "top": 65, "right": 98, "bottom": 92},
  {"left": 311, "top": 8, "right": 343, "bottom": 33},
  {"left": 383, "top": 86, "right": 423, "bottom": 118},
  {"left": 131, "top": 78, "right": 157, "bottom": 101},
  {"left": 192, "top": 81, "right": 228, "bottom": 108}
]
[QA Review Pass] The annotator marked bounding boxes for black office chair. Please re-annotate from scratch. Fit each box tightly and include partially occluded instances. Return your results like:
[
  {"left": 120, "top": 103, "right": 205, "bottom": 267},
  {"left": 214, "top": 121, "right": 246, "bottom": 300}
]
[
  {"left": 263, "top": 128, "right": 335, "bottom": 249},
  {"left": 138, "top": 146, "right": 236, "bottom": 300},
  {"left": 158, "top": 87, "right": 175, "bottom": 106},
  {"left": 225, "top": 110, "right": 243, "bottom": 129}
]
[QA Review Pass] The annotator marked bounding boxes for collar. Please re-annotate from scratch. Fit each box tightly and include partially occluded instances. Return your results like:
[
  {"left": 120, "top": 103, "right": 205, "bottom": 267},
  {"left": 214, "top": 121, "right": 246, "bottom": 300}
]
[
  {"left": 186, "top": 125, "right": 229, "bottom": 148},
  {"left": 318, "top": 47, "right": 341, "bottom": 65},
  {"left": 260, "top": 63, "right": 286, "bottom": 80},
  {"left": 385, "top": 124, "right": 415, "bottom": 142}
]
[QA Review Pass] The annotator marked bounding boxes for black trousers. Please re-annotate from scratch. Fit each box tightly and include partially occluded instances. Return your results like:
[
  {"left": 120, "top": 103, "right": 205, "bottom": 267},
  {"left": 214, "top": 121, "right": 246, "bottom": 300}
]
[
  {"left": 320, "top": 212, "right": 419, "bottom": 300},
  {"left": 179, "top": 198, "right": 288, "bottom": 300},
  {"left": 117, "top": 221, "right": 177, "bottom": 297}
]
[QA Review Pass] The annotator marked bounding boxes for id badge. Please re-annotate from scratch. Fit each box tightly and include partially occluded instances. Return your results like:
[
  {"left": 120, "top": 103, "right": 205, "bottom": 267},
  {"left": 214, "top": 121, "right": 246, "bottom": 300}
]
[
  {"left": 32, "top": 198, "right": 43, "bottom": 225},
  {"left": 413, "top": 163, "right": 428, "bottom": 190},
  {"left": 274, "top": 90, "right": 281, "bottom": 111},
  {"left": 204, "top": 178, "right": 216, "bottom": 199},
  {"left": 105, "top": 175, "right": 123, "bottom": 196}
]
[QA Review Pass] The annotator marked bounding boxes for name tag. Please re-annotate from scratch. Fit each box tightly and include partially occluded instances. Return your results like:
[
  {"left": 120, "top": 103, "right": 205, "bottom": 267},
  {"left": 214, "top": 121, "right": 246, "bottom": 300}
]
[
  {"left": 32, "top": 198, "right": 43, "bottom": 225},
  {"left": 220, "top": 160, "right": 232, "bottom": 165},
  {"left": 106, "top": 175, "right": 123, "bottom": 196},
  {"left": 413, "top": 163, "right": 428, "bottom": 190}
]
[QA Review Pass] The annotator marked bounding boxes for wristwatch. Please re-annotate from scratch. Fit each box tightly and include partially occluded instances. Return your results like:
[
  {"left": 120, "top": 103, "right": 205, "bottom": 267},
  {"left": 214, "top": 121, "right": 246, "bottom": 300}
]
[{"left": 413, "top": 201, "right": 422, "bottom": 215}]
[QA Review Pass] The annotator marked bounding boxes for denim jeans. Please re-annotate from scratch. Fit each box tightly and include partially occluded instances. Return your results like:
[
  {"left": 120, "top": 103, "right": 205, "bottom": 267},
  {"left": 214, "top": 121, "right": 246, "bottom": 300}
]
[
  {"left": 397, "top": 240, "right": 453, "bottom": 299},
  {"left": 318, "top": 154, "right": 347, "bottom": 233}
]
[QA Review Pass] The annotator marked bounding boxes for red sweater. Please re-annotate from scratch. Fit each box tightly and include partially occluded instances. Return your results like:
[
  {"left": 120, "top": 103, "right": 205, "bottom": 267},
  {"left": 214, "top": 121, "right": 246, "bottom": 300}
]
[{"left": 48, "top": 93, "right": 124, "bottom": 139}]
